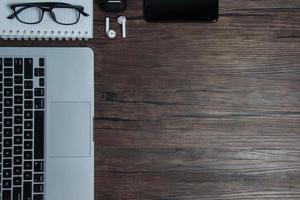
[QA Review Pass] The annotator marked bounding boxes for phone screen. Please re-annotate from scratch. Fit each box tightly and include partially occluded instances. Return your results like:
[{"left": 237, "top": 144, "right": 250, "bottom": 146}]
[{"left": 144, "top": 0, "right": 219, "bottom": 22}]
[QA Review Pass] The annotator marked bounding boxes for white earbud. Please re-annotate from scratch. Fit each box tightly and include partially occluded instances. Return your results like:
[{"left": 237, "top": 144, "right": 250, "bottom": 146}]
[
  {"left": 117, "top": 16, "right": 127, "bottom": 38},
  {"left": 105, "top": 17, "right": 116, "bottom": 39}
]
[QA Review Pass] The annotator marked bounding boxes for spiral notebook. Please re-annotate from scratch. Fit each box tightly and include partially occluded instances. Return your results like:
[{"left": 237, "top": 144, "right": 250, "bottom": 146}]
[{"left": 0, "top": 0, "right": 93, "bottom": 40}]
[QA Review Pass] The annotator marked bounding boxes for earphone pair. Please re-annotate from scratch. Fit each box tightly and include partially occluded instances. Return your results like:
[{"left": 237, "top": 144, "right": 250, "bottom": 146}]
[{"left": 106, "top": 16, "right": 127, "bottom": 39}]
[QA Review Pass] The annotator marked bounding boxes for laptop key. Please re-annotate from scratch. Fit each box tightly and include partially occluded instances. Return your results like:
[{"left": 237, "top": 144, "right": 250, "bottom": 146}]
[
  {"left": 13, "top": 166, "right": 22, "bottom": 175},
  {"left": 4, "top": 98, "right": 13, "bottom": 106},
  {"left": 14, "top": 58, "right": 22, "bottom": 65},
  {"left": 34, "top": 68, "right": 39, "bottom": 77},
  {"left": 4, "top": 78, "right": 13, "bottom": 86},
  {"left": 23, "top": 182, "right": 32, "bottom": 200},
  {"left": 15, "top": 106, "right": 23, "bottom": 114},
  {"left": 3, "top": 180, "right": 11, "bottom": 188},
  {"left": 34, "top": 184, "right": 44, "bottom": 193},
  {"left": 39, "top": 78, "right": 44, "bottom": 87},
  {"left": 34, "top": 111, "right": 44, "bottom": 159},
  {"left": 24, "top": 161, "right": 33, "bottom": 170},
  {"left": 24, "top": 58, "right": 33, "bottom": 79},
  {"left": 2, "top": 190, "right": 12, "bottom": 200},
  {"left": 14, "top": 156, "right": 22, "bottom": 165},
  {"left": 4, "top": 68, "right": 13, "bottom": 76},
  {"left": 14, "top": 136, "right": 22, "bottom": 145},
  {"left": 4, "top": 118, "right": 13, "bottom": 127},
  {"left": 24, "top": 171, "right": 33, "bottom": 180},
  {"left": 24, "top": 80, "right": 33, "bottom": 89},
  {"left": 3, "top": 159, "right": 12, "bottom": 168},
  {"left": 24, "top": 151, "right": 33, "bottom": 160},
  {"left": 13, "top": 187, "right": 22, "bottom": 200},
  {"left": 14, "top": 96, "right": 23, "bottom": 104},
  {"left": 39, "top": 68, "right": 44, "bottom": 76},
  {"left": 14, "top": 75, "right": 23, "bottom": 84},
  {"left": 34, "top": 98, "right": 44, "bottom": 109},
  {"left": 4, "top": 108, "right": 13, "bottom": 117},
  {"left": 14, "top": 116, "right": 23, "bottom": 124},
  {"left": 24, "top": 141, "right": 33, "bottom": 149},
  {"left": 4, "top": 138, "right": 12, "bottom": 147},
  {"left": 34, "top": 174, "right": 44, "bottom": 182},
  {"left": 4, "top": 88, "right": 13, "bottom": 97},
  {"left": 34, "top": 194, "right": 43, "bottom": 200},
  {"left": 4, "top": 149, "right": 12, "bottom": 157},
  {"left": 25, "top": 90, "right": 33, "bottom": 99},
  {"left": 24, "top": 121, "right": 33, "bottom": 129},
  {"left": 4, "top": 58, "right": 13, "bottom": 66},
  {"left": 3, "top": 169, "right": 12, "bottom": 178},
  {"left": 4, "top": 128, "right": 12, "bottom": 137},
  {"left": 34, "top": 88, "right": 44, "bottom": 96},
  {"left": 14, "top": 126, "right": 23, "bottom": 135},
  {"left": 25, "top": 111, "right": 33, "bottom": 119},
  {"left": 24, "top": 131, "right": 33, "bottom": 139},
  {"left": 14, "top": 85, "right": 23, "bottom": 94},
  {"left": 25, "top": 101, "right": 33, "bottom": 109},
  {"left": 14, "top": 146, "right": 22, "bottom": 155},
  {"left": 39, "top": 58, "right": 45, "bottom": 66},
  {"left": 13, "top": 177, "right": 22, "bottom": 185},
  {"left": 34, "top": 161, "right": 44, "bottom": 172},
  {"left": 14, "top": 58, "right": 23, "bottom": 74}
]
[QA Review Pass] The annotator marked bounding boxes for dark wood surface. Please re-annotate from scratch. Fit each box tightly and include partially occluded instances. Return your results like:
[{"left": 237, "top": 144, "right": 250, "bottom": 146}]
[{"left": 1, "top": 0, "right": 300, "bottom": 199}]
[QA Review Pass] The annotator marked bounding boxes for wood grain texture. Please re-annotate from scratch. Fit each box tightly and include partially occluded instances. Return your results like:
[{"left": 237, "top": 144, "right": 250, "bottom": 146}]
[{"left": 1, "top": 0, "right": 300, "bottom": 199}]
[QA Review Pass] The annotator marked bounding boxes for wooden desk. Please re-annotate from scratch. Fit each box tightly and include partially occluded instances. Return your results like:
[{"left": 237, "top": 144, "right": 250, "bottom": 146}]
[{"left": 1, "top": 0, "right": 300, "bottom": 199}]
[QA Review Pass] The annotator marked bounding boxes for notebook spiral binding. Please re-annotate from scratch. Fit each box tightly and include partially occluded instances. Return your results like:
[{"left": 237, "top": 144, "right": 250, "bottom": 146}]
[{"left": 0, "top": 30, "right": 89, "bottom": 41}]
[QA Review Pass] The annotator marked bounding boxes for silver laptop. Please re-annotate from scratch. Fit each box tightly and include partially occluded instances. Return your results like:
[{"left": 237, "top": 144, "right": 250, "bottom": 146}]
[{"left": 0, "top": 47, "right": 94, "bottom": 200}]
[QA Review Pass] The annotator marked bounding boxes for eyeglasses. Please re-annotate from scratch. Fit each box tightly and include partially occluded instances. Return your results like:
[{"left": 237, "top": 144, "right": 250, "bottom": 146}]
[{"left": 7, "top": 2, "right": 89, "bottom": 25}]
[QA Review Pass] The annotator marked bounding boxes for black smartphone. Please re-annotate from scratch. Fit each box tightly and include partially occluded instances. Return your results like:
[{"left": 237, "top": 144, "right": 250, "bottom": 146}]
[{"left": 144, "top": 0, "right": 219, "bottom": 22}]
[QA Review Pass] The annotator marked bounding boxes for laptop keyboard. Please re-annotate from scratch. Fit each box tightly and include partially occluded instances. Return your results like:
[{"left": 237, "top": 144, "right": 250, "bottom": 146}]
[{"left": 0, "top": 57, "right": 45, "bottom": 200}]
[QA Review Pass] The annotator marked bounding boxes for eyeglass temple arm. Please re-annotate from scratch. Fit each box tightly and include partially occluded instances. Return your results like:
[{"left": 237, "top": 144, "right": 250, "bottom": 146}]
[
  {"left": 80, "top": 10, "right": 89, "bottom": 17},
  {"left": 7, "top": 8, "right": 25, "bottom": 19},
  {"left": 7, "top": 13, "right": 16, "bottom": 19}
]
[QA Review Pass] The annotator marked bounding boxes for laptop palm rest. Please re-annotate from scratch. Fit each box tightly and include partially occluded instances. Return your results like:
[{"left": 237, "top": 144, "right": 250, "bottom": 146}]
[{"left": 49, "top": 102, "right": 91, "bottom": 158}]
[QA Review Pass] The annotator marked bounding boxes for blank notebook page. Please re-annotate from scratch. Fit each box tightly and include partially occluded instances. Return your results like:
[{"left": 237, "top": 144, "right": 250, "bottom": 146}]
[{"left": 0, "top": 0, "right": 93, "bottom": 39}]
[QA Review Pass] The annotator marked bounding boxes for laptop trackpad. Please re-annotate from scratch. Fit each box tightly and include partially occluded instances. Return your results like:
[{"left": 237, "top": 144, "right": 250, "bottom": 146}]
[{"left": 49, "top": 102, "right": 91, "bottom": 158}]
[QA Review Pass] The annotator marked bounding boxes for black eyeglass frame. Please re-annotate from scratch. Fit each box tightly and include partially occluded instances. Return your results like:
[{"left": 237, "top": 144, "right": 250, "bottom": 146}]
[{"left": 7, "top": 2, "right": 89, "bottom": 25}]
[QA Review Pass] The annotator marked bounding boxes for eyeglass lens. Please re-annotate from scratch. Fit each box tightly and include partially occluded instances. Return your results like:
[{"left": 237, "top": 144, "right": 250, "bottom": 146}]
[
  {"left": 16, "top": 6, "right": 43, "bottom": 24},
  {"left": 51, "top": 8, "right": 80, "bottom": 24}
]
